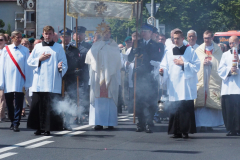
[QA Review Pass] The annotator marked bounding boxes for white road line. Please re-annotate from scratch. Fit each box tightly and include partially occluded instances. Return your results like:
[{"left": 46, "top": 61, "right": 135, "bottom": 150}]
[
  {"left": 72, "top": 125, "right": 91, "bottom": 131},
  {"left": 16, "top": 136, "right": 53, "bottom": 146},
  {"left": 118, "top": 119, "right": 130, "bottom": 122},
  {"left": 0, "top": 136, "right": 53, "bottom": 153},
  {"left": 0, "top": 152, "right": 17, "bottom": 159},
  {"left": 118, "top": 116, "right": 128, "bottom": 118},
  {"left": 54, "top": 131, "right": 72, "bottom": 135},
  {"left": 68, "top": 131, "right": 86, "bottom": 135},
  {"left": 0, "top": 147, "right": 18, "bottom": 154},
  {"left": 25, "top": 141, "right": 54, "bottom": 149}
]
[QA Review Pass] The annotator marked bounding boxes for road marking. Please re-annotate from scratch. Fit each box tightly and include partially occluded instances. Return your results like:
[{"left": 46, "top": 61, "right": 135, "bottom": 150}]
[
  {"left": 68, "top": 131, "right": 86, "bottom": 135},
  {"left": 54, "top": 131, "right": 72, "bottom": 135},
  {"left": 0, "top": 136, "right": 52, "bottom": 153},
  {"left": 25, "top": 141, "right": 54, "bottom": 149},
  {"left": 118, "top": 119, "right": 129, "bottom": 122},
  {"left": 118, "top": 116, "right": 128, "bottom": 118},
  {"left": 73, "top": 125, "right": 91, "bottom": 131},
  {"left": 0, "top": 152, "right": 17, "bottom": 159},
  {"left": 16, "top": 136, "right": 53, "bottom": 146},
  {"left": 0, "top": 147, "right": 18, "bottom": 154}
]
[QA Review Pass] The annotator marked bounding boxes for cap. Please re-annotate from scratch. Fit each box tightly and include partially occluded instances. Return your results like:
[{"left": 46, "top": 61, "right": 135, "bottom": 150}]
[
  {"left": 22, "top": 34, "right": 26, "bottom": 38},
  {"left": 28, "top": 38, "right": 35, "bottom": 44},
  {"left": 73, "top": 26, "right": 86, "bottom": 34},
  {"left": 124, "top": 36, "right": 132, "bottom": 42},
  {"left": 59, "top": 28, "right": 72, "bottom": 36},
  {"left": 152, "top": 27, "right": 158, "bottom": 34},
  {"left": 141, "top": 23, "right": 153, "bottom": 31}
]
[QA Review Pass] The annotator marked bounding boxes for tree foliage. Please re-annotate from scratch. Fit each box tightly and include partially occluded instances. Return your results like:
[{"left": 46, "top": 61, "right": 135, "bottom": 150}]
[
  {"left": 108, "top": 0, "right": 240, "bottom": 44},
  {"left": 0, "top": 19, "right": 5, "bottom": 33}
]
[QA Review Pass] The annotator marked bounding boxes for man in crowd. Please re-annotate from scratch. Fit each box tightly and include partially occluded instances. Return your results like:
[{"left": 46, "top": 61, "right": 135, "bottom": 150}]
[
  {"left": 0, "top": 31, "right": 32, "bottom": 132},
  {"left": 86, "top": 24, "right": 121, "bottom": 130},
  {"left": 186, "top": 30, "right": 199, "bottom": 50},
  {"left": 0, "top": 33, "right": 7, "bottom": 122},
  {"left": 72, "top": 26, "right": 92, "bottom": 123},
  {"left": 27, "top": 25, "right": 68, "bottom": 136},
  {"left": 218, "top": 36, "right": 240, "bottom": 136},
  {"left": 159, "top": 30, "right": 200, "bottom": 138},
  {"left": 128, "top": 24, "right": 163, "bottom": 133},
  {"left": 194, "top": 30, "right": 223, "bottom": 132},
  {"left": 59, "top": 28, "right": 81, "bottom": 130},
  {"left": 159, "top": 34, "right": 166, "bottom": 47}
]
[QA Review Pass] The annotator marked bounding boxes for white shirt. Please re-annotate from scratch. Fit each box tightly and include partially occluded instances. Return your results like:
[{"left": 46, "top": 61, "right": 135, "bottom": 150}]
[
  {"left": 160, "top": 46, "right": 200, "bottom": 101},
  {"left": 218, "top": 49, "right": 240, "bottom": 95},
  {"left": 187, "top": 43, "right": 199, "bottom": 50},
  {"left": 0, "top": 44, "right": 32, "bottom": 93},
  {"left": 27, "top": 42, "right": 68, "bottom": 94}
]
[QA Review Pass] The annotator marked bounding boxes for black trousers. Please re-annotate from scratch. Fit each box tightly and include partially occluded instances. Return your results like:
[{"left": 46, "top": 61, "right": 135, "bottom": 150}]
[
  {"left": 27, "top": 92, "right": 63, "bottom": 131},
  {"left": 222, "top": 95, "right": 240, "bottom": 131},
  {"left": 5, "top": 92, "right": 24, "bottom": 126}
]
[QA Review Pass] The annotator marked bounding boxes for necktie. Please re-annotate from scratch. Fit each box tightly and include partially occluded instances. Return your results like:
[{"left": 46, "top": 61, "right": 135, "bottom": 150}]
[{"left": 14, "top": 46, "right": 18, "bottom": 49}]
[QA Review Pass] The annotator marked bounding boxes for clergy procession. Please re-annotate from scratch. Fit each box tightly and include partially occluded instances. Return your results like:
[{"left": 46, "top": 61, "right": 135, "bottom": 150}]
[
  {"left": 0, "top": 23, "right": 240, "bottom": 139},
  {"left": 1, "top": 3, "right": 240, "bottom": 157}
]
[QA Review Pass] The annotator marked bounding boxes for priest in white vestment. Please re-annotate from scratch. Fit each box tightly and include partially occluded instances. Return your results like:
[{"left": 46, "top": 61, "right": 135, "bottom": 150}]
[
  {"left": 160, "top": 30, "right": 200, "bottom": 138},
  {"left": 218, "top": 36, "right": 240, "bottom": 136},
  {"left": 85, "top": 25, "right": 122, "bottom": 130},
  {"left": 195, "top": 30, "right": 224, "bottom": 132},
  {"left": 186, "top": 30, "right": 199, "bottom": 50}
]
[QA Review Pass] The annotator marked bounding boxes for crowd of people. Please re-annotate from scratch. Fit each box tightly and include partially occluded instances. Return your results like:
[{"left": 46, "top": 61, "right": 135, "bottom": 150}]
[{"left": 0, "top": 22, "right": 239, "bottom": 139}]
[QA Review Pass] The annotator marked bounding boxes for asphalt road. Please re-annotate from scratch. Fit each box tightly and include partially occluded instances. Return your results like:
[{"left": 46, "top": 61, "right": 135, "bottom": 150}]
[{"left": 0, "top": 110, "right": 240, "bottom": 160}]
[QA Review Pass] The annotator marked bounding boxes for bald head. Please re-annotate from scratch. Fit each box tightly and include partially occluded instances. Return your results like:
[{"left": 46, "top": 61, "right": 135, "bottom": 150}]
[{"left": 229, "top": 36, "right": 239, "bottom": 49}]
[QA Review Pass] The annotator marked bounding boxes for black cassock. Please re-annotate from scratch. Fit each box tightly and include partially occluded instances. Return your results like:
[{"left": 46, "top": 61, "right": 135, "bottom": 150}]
[
  {"left": 128, "top": 39, "right": 164, "bottom": 126},
  {"left": 168, "top": 100, "right": 196, "bottom": 134},
  {"left": 222, "top": 95, "right": 240, "bottom": 131},
  {"left": 27, "top": 93, "right": 63, "bottom": 131}
]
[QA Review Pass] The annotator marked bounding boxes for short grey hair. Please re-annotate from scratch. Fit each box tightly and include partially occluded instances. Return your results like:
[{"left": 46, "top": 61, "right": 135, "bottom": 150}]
[
  {"left": 11, "top": 31, "right": 22, "bottom": 38},
  {"left": 187, "top": 30, "right": 197, "bottom": 37}
]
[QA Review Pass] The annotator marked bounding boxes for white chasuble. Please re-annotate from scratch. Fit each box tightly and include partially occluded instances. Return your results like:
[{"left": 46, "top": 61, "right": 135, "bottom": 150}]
[{"left": 86, "top": 39, "right": 121, "bottom": 126}]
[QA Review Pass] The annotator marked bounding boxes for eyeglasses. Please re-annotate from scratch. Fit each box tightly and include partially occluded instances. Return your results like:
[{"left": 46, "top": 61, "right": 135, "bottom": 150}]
[{"left": 0, "top": 39, "right": 4, "bottom": 41}]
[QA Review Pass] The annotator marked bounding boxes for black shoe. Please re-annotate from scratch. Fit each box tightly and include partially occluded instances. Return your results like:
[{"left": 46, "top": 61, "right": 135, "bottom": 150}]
[
  {"left": 10, "top": 124, "right": 13, "bottom": 130},
  {"left": 108, "top": 126, "right": 114, "bottom": 129},
  {"left": 94, "top": 125, "right": 103, "bottom": 130},
  {"left": 171, "top": 134, "right": 182, "bottom": 138},
  {"left": 44, "top": 131, "right": 51, "bottom": 136},
  {"left": 34, "top": 130, "right": 44, "bottom": 135},
  {"left": 145, "top": 125, "right": 153, "bottom": 133},
  {"left": 13, "top": 126, "right": 20, "bottom": 132},
  {"left": 136, "top": 123, "right": 143, "bottom": 132},
  {"left": 226, "top": 131, "right": 237, "bottom": 136},
  {"left": 182, "top": 133, "right": 189, "bottom": 138}
]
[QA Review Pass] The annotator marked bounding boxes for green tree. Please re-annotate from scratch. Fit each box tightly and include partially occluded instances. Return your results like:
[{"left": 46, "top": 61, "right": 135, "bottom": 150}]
[
  {"left": 0, "top": 19, "right": 5, "bottom": 33},
  {"left": 6, "top": 23, "right": 11, "bottom": 35}
]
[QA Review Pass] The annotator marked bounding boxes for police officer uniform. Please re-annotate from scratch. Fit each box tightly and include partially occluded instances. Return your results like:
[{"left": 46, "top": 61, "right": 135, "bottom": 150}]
[
  {"left": 59, "top": 28, "right": 81, "bottom": 130},
  {"left": 71, "top": 26, "right": 92, "bottom": 121},
  {"left": 128, "top": 24, "right": 164, "bottom": 133}
]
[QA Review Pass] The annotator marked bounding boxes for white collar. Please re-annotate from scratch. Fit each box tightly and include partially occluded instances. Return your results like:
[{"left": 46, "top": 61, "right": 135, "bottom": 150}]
[
  {"left": 175, "top": 44, "right": 184, "bottom": 48},
  {"left": 205, "top": 43, "right": 213, "bottom": 51},
  {"left": 143, "top": 39, "right": 151, "bottom": 44},
  {"left": 12, "top": 43, "right": 22, "bottom": 49}
]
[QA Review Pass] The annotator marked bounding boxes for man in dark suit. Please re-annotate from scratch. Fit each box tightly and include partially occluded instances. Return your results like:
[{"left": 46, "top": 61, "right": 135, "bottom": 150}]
[
  {"left": 71, "top": 26, "right": 92, "bottom": 123},
  {"left": 128, "top": 24, "right": 164, "bottom": 133}
]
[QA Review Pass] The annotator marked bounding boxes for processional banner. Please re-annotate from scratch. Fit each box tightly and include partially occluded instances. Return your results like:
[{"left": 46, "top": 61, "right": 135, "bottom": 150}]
[{"left": 67, "top": 0, "right": 141, "bottom": 19}]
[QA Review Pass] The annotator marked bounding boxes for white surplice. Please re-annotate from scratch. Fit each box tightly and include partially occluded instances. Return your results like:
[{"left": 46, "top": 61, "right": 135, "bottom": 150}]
[
  {"left": 0, "top": 44, "right": 32, "bottom": 93},
  {"left": 27, "top": 42, "right": 68, "bottom": 94},
  {"left": 86, "top": 40, "right": 121, "bottom": 126},
  {"left": 160, "top": 46, "right": 200, "bottom": 101},
  {"left": 218, "top": 49, "right": 240, "bottom": 95}
]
